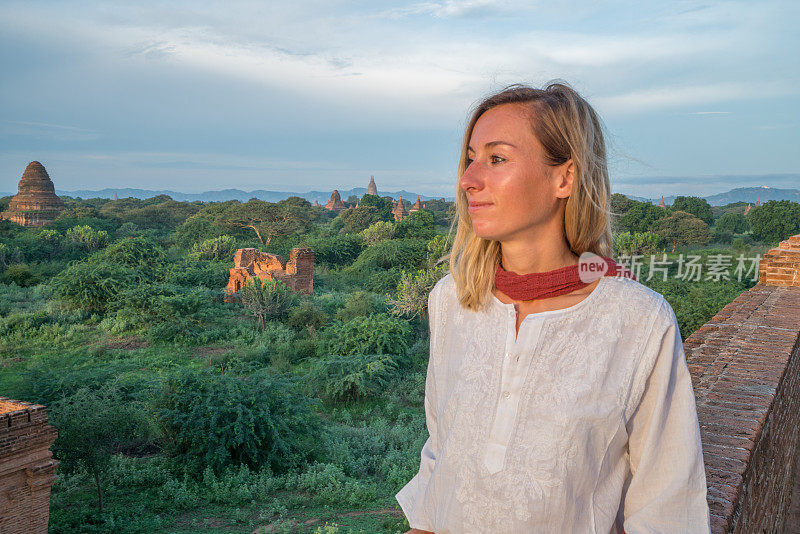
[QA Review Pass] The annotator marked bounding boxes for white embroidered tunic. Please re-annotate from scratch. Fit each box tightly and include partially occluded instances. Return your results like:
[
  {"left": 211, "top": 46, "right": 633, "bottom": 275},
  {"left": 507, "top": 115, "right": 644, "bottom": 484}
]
[{"left": 396, "top": 273, "right": 710, "bottom": 533}]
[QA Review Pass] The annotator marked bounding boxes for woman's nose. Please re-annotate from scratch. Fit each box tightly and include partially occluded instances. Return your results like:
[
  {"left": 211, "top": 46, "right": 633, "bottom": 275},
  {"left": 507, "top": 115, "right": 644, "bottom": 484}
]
[{"left": 459, "top": 161, "right": 484, "bottom": 192}]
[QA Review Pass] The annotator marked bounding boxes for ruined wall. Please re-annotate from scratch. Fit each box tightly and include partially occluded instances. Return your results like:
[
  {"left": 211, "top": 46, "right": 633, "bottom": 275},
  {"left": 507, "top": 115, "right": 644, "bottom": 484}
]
[
  {"left": 686, "top": 234, "right": 800, "bottom": 532},
  {"left": 0, "top": 398, "right": 59, "bottom": 534},
  {"left": 225, "top": 247, "right": 314, "bottom": 300}
]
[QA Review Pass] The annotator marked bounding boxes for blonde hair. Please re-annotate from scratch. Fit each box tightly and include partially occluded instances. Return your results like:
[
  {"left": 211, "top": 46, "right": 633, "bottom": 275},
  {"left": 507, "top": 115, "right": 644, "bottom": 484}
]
[{"left": 447, "top": 81, "right": 614, "bottom": 311}]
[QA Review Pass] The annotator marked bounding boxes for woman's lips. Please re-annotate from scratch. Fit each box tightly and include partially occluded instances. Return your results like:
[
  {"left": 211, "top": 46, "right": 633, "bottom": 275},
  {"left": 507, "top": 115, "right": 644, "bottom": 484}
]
[{"left": 468, "top": 201, "right": 492, "bottom": 213}]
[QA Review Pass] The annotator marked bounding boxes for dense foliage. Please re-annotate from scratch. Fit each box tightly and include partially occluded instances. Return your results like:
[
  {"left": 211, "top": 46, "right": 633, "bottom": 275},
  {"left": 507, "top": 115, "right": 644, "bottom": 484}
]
[{"left": 0, "top": 191, "right": 785, "bottom": 532}]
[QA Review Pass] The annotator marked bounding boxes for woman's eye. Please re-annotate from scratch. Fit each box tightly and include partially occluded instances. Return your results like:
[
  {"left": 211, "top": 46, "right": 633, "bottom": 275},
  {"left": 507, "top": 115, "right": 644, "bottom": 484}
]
[
  {"left": 491, "top": 155, "right": 506, "bottom": 164},
  {"left": 465, "top": 157, "right": 474, "bottom": 166}
]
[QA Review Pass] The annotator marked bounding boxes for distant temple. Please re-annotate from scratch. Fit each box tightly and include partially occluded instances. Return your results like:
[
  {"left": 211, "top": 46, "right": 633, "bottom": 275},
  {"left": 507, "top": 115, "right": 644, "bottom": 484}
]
[
  {"left": 755, "top": 195, "right": 761, "bottom": 207},
  {"left": 367, "top": 175, "right": 378, "bottom": 196},
  {"left": 392, "top": 197, "right": 408, "bottom": 221},
  {"left": 744, "top": 203, "right": 752, "bottom": 215},
  {"left": 324, "top": 190, "right": 346, "bottom": 211},
  {"left": 409, "top": 196, "right": 423, "bottom": 212},
  {"left": 1, "top": 161, "right": 65, "bottom": 227},
  {"left": 658, "top": 195, "right": 666, "bottom": 208}
]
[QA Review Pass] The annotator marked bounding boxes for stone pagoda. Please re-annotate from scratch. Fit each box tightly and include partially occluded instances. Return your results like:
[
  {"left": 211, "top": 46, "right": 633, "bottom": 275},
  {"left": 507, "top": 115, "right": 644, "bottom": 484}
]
[
  {"left": 1, "top": 161, "right": 65, "bottom": 227},
  {"left": 325, "top": 190, "right": 346, "bottom": 211},
  {"left": 392, "top": 197, "right": 408, "bottom": 221},
  {"left": 366, "top": 175, "right": 378, "bottom": 196},
  {"left": 658, "top": 195, "right": 666, "bottom": 208},
  {"left": 409, "top": 196, "right": 423, "bottom": 212}
]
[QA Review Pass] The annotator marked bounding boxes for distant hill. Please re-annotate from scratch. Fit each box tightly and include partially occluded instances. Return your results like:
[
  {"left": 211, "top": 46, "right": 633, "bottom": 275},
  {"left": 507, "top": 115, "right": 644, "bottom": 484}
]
[
  {"left": 3, "top": 181, "right": 796, "bottom": 207},
  {"left": 635, "top": 186, "right": 800, "bottom": 207},
  {"left": 46, "top": 187, "right": 453, "bottom": 204}
]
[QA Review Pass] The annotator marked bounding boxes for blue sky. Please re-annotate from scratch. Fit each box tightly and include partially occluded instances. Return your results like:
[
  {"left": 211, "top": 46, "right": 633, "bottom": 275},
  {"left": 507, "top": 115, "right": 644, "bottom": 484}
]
[{"left": 1, "top": 0, "right": 798, "bottom": 198}]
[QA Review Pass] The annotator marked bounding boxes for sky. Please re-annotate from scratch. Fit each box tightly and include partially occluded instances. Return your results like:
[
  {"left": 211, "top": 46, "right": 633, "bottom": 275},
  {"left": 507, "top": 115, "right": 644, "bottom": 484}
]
[{"left": 1, "top": 0, "right": 798, "bottom": 199}]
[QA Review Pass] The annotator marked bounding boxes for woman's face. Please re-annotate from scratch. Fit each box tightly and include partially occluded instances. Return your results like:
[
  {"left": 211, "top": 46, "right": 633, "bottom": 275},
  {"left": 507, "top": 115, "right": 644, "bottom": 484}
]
[{"left": 459, "top": 102, "right": 571, "bottom": 244}]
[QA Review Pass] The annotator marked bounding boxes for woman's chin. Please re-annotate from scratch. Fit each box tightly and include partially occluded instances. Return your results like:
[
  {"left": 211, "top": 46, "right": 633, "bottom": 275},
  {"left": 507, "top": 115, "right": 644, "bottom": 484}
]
[{"left": 471, "top": 224, "right": 503, "bottom": 242}]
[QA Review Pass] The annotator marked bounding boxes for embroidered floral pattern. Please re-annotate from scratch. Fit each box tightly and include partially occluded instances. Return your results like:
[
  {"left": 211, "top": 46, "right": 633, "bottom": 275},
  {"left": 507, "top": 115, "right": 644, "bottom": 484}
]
[{"left": 396, "top": 274, "right": 709, "bottom": 533}]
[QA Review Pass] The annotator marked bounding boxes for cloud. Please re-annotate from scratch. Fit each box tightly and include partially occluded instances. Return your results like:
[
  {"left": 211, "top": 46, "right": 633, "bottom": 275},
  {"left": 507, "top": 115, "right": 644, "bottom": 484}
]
[
  {"left": 594, "top": 82, "right": 796, "bottom": 115},
  {"left": 1, "top": 120, "right": 100, "bottom": 142},
  {"left": 382, "top": 0, "right": 515, "bottom": 18}
]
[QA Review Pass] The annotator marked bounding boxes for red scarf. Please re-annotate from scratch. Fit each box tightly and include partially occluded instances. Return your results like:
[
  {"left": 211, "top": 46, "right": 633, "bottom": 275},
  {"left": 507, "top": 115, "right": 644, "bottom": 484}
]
[{"left": 494, "top": 255, "right": 636, "bottom": 301}]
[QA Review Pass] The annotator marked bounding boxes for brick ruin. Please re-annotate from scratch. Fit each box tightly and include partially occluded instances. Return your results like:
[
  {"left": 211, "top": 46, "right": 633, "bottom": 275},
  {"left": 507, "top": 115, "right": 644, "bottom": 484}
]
[
  {"left": 1, "top": 161, "right": 65, "bottom": 227},
  {"left": 688, "top": 233, "right": 800, "bottom": 532},
  {"left": 225, "top": 247, "right": 314, "bottom": 301},
  {"left": 759, "top": 234, "right": 800, "bottom": 287},
  {"left": 0, "top": 398, "right": 58, "bottom": 534}
]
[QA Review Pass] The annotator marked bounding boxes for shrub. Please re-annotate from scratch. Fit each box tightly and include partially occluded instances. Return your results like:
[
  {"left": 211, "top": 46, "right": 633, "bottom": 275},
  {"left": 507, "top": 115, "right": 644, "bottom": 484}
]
[
  {"left": 307, "top": 353, "right": 398, "bottom": 402},
  {"left": 287, "top": 299, "right": 328, "bottom": 332},
  {"left": 155, "top": 369, "right": 321, "bottom": 475},
  {"left": 305, "top": 234, "right": 364, "bottom": 267},
  {"left": 323, "top": 313, "right": 411, "bottom": 357},
  {"left": 65, "top": 225, "right": 109, "bottom": 252},
  {"left": 613, "top": 231, "right": 663, "bottom": 255},
  {"left": 103, "top": 236, "right": 165, "bottom": 270},
  {"left": 348, "top": 238, "right": 428, "bottom": 273},
  {"left": 2, "top": 262, "right": 40, "bottom": 287},
  {"left": 389, "top": 263, "right": 448, "bottom": 318},
  {"left": 239, "top": 277, "right": 297, "bottom": 330},
  {"left": 51, "top": 259, "right": 135, "bottom": 313},
  {"left": 335, "top": 291, "right": 377, "bottom": 322},
  {"left": 0, "top": 242, "right": 22, "bottom": 268}
]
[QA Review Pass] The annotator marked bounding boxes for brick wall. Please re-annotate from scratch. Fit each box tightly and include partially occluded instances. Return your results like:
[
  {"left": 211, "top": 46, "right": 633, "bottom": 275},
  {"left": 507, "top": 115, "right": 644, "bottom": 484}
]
[
  {"left": 224, "top": 247, "right": 315, "bottom": 300},
  {"left": 686, "top": 234, "right": 800, "bottom": 532},
  {"left": 0, "top": 398, "right": 59, "bottom": 534}
]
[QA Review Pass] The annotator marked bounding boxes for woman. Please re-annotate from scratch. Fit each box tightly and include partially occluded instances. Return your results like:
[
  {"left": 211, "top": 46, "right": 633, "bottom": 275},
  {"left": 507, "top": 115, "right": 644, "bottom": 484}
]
[{"left": 396, "top": 82, "right": 710, "bottom": 533}]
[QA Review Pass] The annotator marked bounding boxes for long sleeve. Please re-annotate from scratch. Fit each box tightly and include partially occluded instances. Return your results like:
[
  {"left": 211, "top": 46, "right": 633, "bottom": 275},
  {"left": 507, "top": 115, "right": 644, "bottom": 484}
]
[
  {"left": 395, "top": 284, "right": 440, "bottom": 531},
  {"left": 621, "top": 300, "right": 710, "bottom": 533}
]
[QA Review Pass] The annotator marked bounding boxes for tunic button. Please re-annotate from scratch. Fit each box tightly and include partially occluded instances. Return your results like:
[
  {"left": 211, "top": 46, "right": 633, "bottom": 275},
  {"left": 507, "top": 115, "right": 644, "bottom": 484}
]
[{"left": 503, "top": 391, "right": 511, "bottom": 399}]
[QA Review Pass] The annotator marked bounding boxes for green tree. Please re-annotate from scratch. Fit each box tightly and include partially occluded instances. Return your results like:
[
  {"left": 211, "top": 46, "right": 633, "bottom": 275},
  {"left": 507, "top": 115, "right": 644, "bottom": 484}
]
[
  {"left": 359, "top": 194, "right": 394, "bottom": 221},
  {"left": 395, "top": 210, "right": 435, "bottom": 240},
  {"left": 618, "top": 201, "right": 667, "bottom": 233},
  {"left": 747, "top": 200, "right": 800, "bottom": 245},
  {"left": 338, "top": 205, "right": 383, "bottom": 234},
  {"left": 669, "top": 196, "right": 714, "bottom": 225},
  {"left": 223, "top": 199, "right": 312, "bottom": 245},
  {"left": 50, "top": 386, "right": 143, "bottom": 510},
  {"left": 654, "top": 210, "right": 711, "bottom": 252},
  {"left": 360, "top": 220, "right": 395, "bottom": 246},
  {"left": 715, "top": 212, "right": 750, "bottom": 234}
]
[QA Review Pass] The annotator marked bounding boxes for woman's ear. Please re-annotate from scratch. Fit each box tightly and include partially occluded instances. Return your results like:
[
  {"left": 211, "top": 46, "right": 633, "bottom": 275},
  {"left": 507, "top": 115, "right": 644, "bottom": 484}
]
[{"left": 554, "top": 159, "right": 575, "bottom": 199}]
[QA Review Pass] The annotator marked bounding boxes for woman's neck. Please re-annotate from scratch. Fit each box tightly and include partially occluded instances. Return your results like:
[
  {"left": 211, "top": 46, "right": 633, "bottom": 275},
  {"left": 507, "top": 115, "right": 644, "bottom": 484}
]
[{"left": 499, "top": 238, "right": 578, "bottom": 275}]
